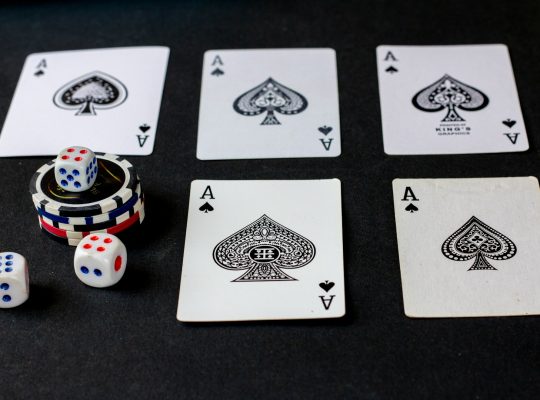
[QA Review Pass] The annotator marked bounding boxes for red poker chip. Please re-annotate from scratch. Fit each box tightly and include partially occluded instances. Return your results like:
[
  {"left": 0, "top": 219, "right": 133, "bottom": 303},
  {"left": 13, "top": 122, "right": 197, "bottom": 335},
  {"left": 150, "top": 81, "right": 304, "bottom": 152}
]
[{"left": 39, "top": 207, "right": 145, "bottom": 245}]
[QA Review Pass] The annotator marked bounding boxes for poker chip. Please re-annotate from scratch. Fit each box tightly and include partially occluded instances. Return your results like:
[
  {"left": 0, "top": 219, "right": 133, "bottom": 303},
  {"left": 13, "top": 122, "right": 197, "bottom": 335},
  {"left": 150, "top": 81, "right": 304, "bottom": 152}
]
[
  {"left": 34, "top": 183, "right": 143, "bottom": 225},
  {"left": 39, "top": 206, "right": 145, "bottom": 245},
  {"left": 30, "top": 153, "right": 138, "bottom": 217},
  {"left": 39, "top": 197, "right": 144, "bottom": 232},
  {"left": 31, "top": 152, "right": 145, "bottom": 245},
  {"left": 39, "top": 227, "right": 82, "bottom": 246}
]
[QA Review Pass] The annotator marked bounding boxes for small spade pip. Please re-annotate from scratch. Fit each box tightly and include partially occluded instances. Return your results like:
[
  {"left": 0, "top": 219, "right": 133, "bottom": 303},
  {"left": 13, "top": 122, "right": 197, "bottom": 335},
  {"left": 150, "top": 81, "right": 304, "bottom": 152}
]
[
  {"left": 405, "top": 203, "right": 418, "bottom": 213},
  {"left": 199, "top": 202, "right": 214, "bottom": 213}
]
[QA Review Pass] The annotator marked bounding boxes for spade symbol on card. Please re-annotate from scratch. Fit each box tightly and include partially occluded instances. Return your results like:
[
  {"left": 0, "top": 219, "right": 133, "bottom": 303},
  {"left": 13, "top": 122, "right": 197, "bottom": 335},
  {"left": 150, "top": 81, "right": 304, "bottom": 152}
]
[
  {"left": 319, "top": 280, "right": 335, "bottom": 292},
  {"left": 441, "top": 216, "right": 516, "bottom": 271},
  {"left": 199, "top": 202, "right": 214, "bottom": 213},
  {"left": 53, "top": 71, "right": 128, "bottom": 116},
  {"left": 318, "top": 126, "right": 333, "bottom": 135},
  {"left": 405, "top": 203, "right": 418, "bottom": 213},
  {"left": 139, "top": 124, "right": 151, "bottom": 133},
  {"left": 233, "top": 78, "right": 308, "bottom": 125},
  {"left": 385, "top": 65, "right": 398, "bottom": 74},
  {"left": 502, "top": 118, "right": 516, "bottom": 128},
  {"left": 34, "top": 70, "right": 45, "bottom": 77},
  {"left": 412, "top": 74, "right": 489, "bottom": 122},
  {"left": 213, "top": 215, "right": 316, "bottom": 282},
  {"left": 211, "top": 68, "right": 224, "bottom": 76}
]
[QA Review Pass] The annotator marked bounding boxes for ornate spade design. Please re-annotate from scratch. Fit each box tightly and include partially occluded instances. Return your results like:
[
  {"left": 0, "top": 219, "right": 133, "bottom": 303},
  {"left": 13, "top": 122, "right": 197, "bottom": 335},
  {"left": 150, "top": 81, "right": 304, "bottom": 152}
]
[
  {"left": 412, "top": 74, "right": 489, "bottom": 122},
  {"left": 441, "top": 216, "right": 516, "bottom": 271},
  {"left": 213, "top": 214, "right": 316, "bottom": 282},
  {"left": 233, "top": 77, "right": 308, "bottom": 125},
  {"left": 53, "top": 71, "right": 128, "bottom": 116}
]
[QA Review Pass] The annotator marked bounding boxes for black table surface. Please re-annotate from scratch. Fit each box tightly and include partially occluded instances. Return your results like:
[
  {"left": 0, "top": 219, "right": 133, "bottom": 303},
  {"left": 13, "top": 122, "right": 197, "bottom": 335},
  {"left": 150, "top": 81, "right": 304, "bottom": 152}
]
[{"left": 1, "top": 0, "right": 539, "bottom": 399}]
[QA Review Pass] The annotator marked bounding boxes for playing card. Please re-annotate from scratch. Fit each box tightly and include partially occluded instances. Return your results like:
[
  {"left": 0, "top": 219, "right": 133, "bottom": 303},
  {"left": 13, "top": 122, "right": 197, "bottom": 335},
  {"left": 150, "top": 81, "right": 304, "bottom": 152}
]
[
  {"left": 0, "top": 46, "right": 170, "bottom": 156},
  {"left": 377, "top": 45, "right": 528, "bottom": 154},
  {"left": 177, "top": 179, "right": 345, "bottom": 322},
  {"left": 196, "top": 49, "right": 341, "bottom": 160},
  {"left": 393, "top": 177, "right": 540, "bottom": 318}
]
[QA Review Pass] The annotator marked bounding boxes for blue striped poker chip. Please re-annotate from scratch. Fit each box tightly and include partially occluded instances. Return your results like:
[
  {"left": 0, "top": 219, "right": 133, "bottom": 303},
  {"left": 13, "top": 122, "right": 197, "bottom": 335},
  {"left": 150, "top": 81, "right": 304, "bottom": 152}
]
[
  {"left": 34, "top": 183, "right": 143, "bottom": 225},
  {"left": 30, "top": 153, "right": 138, "bottom": 217},
  {"left": 40, "top": 197, "right": 144, "bottom": 232}
]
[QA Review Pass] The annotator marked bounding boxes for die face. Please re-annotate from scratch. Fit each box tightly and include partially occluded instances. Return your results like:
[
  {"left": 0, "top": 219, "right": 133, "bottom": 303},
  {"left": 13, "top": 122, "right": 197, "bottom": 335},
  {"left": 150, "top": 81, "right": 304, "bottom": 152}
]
[
  {"left": 74, "top": 253, "right": 112, "bottom": 288},
  {"left": 54, "top": 146, "right": 98, "bottom": 192},
  {"left": 74, "top": 234, "right": 127, "bottom": 288},
  {"left": 0, "top": 252, "right": 29, "bottom": 309}
]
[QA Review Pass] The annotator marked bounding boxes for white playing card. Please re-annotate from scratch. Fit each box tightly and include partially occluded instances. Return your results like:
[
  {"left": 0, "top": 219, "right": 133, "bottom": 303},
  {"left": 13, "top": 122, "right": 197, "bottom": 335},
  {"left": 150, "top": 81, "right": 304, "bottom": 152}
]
[
  {"left": 197, "top": 49, "right": 341, "bottom": 160},
  {"left": 377, "top": 45, "right": 528, "bottom": 155},
  {"left": 393, "top": 177, "right": 540, "bottom": 318},
  {"left": 0, "top": 46, "right": 169, "bottom": 156},
  {"left": 177, "top": 179, "right": 345, "bottom": 322}
]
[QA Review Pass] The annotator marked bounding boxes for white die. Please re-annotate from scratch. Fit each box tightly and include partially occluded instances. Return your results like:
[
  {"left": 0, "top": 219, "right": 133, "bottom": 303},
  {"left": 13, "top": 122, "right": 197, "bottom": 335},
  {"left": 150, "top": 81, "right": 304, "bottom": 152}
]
[
  {"left": 54, "top": 146, "right": 98, "bottom": 192},
  {"left": 0, "top": 252, "right": 29, "bottom": 309},
  {"left": 74, "top": 233, "right": 127, "bottom": 288}
]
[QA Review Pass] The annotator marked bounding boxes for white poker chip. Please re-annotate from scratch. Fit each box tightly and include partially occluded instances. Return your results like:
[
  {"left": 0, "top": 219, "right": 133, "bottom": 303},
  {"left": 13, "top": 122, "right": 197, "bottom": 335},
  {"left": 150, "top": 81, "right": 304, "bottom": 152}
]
[
  {"left": 30, "top": 153, "right": 138, "bottom": 217},
  {"left": 39, "top": 203, "right": 146, "bottom": 245},
  {"left": 39, "top": 196, "right": 144, "bottom": 232},
  {"left": 33, "top": 183, "right": 143, "bottom": 225}
]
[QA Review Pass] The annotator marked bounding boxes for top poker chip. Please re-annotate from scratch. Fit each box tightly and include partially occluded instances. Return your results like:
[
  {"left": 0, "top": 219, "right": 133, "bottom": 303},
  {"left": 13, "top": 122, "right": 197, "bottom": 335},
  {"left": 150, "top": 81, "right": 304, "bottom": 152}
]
[{"left": 30, "top": 153, "right": 138, "bottom": 217}]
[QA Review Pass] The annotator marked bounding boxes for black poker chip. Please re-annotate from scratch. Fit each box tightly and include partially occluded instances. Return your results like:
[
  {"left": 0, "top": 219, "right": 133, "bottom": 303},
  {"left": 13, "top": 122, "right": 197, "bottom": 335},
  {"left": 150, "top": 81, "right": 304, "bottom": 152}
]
[{"left": 30, "top": 153, "right": 138, "bottom": 217}]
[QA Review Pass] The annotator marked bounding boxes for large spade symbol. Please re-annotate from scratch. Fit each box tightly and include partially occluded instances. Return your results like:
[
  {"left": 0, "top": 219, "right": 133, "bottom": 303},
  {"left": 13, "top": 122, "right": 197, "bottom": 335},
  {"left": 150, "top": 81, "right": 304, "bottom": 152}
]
[
  {"left": 233, "top": 77, "right": 308, "bottom": 125},
  {"left": 441, "top": 216, "right": 516, "bottom": 271},
  {"left": 53, "top": 71, "right": 128, "bottom": 116},
  {"left": 412, "top": 74, "right": 489, "bottom": 122},
  {"left": 213, "top": 214, "right": 316, "bottom": 282}
]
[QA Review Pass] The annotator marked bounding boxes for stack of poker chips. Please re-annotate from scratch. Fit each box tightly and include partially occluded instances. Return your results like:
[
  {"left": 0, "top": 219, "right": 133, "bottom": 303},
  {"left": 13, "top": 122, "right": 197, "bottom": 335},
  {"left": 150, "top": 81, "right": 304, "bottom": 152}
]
[{"left": 29, "top": 149, "right": 145, "bottom": 246}]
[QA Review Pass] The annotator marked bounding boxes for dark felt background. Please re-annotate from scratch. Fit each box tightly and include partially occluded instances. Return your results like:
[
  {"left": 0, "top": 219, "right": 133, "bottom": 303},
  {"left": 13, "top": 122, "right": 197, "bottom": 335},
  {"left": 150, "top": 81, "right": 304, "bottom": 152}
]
[{"left": 0, "top": 0, "right": 539, "bottom": 399}]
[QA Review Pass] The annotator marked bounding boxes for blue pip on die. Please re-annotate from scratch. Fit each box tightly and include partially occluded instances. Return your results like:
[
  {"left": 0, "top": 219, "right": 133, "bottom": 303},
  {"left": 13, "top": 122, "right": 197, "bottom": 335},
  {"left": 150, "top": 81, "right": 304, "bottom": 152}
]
[
  {"left": 54, "top": 146, "right": 98, "bottom": 192},
  {"left": 0, "top": 252, "right": 29, "bottom": 308}
]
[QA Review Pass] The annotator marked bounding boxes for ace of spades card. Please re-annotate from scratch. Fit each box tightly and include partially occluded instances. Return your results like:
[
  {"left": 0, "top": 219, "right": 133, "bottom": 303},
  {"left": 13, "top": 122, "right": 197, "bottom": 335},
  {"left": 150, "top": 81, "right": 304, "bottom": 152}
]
[
  {"left": 0, "top": 47, "right": 170, "bottom": 156},
  {"left": 196, "top": 49, "right": 341, "bottom": 160},
  {"left": 177, "top": 179, "right": 345, "bottom": 322},
  {"left": 393, "top": 177, "right": 540, "bottom": 318},
  {"left": 376, "top": 45, "right": 528, "bottom": 155}
]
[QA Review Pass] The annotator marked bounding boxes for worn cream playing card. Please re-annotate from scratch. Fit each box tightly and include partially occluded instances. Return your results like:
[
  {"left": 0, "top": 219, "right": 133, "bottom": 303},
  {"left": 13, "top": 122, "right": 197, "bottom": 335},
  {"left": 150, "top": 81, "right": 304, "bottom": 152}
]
[{"left": 393, "top": 177, "right": 540, "bottom": 318}]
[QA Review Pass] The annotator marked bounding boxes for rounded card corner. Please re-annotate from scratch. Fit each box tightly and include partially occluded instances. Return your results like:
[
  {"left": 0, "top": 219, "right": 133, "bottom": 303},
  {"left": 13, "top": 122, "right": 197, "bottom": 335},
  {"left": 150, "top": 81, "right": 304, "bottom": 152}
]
[
  {"left": 528, "top": 176, "right": 540, "bottom": 185},
  {"left": 404, "top": 310, "right": 418, "bottom": 319},
  {"left": 25, "top": 52, "right": 40, "bottom": 62},
  {"left": 203, "top": 49, "right": 216, "bottom": 58},
  {"left": 325, "top": 48, "right": 337, "bottom": 56}
]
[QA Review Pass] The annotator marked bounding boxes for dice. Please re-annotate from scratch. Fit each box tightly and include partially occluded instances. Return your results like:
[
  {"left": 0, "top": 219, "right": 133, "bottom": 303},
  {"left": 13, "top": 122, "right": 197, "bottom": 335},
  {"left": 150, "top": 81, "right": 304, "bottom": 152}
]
[
  {"left": 54, "top": 146, "right": 98, "bottom": 192},
  {"left": 74, "top": 233, "right": 127, "bottom": 288},
  {"left": 0, "top": 252, "right": 29, "bottom": 308}
]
